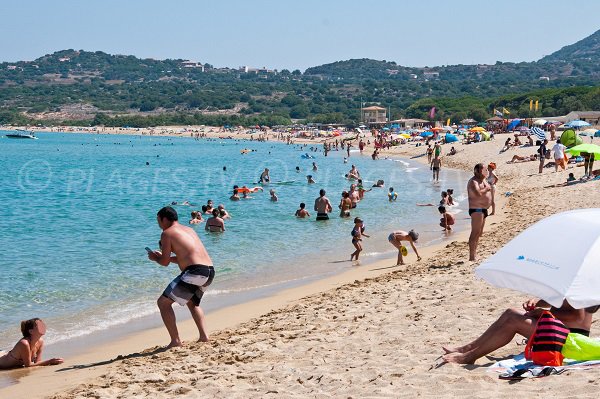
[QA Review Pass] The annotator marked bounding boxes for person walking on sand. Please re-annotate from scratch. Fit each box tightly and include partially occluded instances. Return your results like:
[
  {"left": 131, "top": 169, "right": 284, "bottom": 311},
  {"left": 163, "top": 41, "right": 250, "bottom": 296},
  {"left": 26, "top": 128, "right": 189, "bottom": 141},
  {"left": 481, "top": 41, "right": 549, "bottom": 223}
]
[
  {"left": 427, "top": 145, "right": 433, "bottom": 164},
  {"left": 314, "top": 189, "right": 333, "bottom": 221},
  {"left": 552, "top": 139, "right": 567, "bottom": 172},
  {"left": 538, "top": 139, "right": 548, "bottom": 173},
  {"left": 387, "top": 230, "right": 422, "bottom": 266},
  {"left": 0, "top": 318, "right": 63, "bottom": 369},
  {"left": 350, "top": 218, "right": 369, "bottom": 261},
  {"left": 147, "top": 206, "right": 215, "bottom": 348},
  {"left": 467, "top": 163, "right": 493, "bottom": 261},
  {"left": 431, "top": 156, "right": 442, "bottom": 182},
  {"left": 487, "top": 163, "right": 498, "bottom": 216}
]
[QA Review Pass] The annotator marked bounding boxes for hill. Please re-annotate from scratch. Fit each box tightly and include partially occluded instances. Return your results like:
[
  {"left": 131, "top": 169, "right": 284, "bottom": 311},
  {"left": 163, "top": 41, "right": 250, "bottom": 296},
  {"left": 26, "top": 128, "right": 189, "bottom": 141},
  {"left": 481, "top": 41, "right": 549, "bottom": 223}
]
[{"left": 0, "top": 30, "right": 599, "bottom": 127}]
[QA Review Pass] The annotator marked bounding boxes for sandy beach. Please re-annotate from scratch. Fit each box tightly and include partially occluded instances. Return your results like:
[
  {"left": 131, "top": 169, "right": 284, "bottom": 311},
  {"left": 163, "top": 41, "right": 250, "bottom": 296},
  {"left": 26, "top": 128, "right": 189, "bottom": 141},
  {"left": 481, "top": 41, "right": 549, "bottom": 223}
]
[{"left": 3, "top": 126, "right": 600, "bottom": 398}]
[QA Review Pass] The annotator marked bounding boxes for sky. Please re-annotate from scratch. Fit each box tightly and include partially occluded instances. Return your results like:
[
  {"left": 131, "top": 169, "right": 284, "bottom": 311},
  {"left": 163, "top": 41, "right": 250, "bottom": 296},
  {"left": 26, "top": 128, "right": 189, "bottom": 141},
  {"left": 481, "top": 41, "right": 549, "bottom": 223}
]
[{"left": 1, "top": 0, "right": 599, "bottom": 71}]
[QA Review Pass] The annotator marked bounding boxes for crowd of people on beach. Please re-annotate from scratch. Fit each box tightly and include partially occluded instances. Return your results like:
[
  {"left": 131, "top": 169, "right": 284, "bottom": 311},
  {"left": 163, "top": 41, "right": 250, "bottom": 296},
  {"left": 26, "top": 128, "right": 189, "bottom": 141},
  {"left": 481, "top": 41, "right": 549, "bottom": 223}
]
[{"left": 9, "top": 123, "right": 600, "bottom": 380}]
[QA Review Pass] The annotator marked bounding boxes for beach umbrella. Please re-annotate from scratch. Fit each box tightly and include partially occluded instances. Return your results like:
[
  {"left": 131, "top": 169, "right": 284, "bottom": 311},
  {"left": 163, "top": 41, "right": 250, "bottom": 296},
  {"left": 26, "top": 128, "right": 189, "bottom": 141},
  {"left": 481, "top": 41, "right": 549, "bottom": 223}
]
[
  {"left": 444, "top": 133, "right": 459, "bottom": 143},
  {"left": 469, "top": 126, "right": 486, "bottom": 132},
  {"left": 420, "top": 131, "right": 434, "bottom": 138},
  {"left": 533, "top": 119, "right": 547, "bottom": 126},
  {"left": 475, "top": 209, "right": 600, "bottom": 308},
  {"left": 400, "top": 133, "right": 411, "bottom": 139},
  {"left": 566, "top": 120, "right": 591, "bottom": 129},
  {"left": 565, "top": 143, "right": 600, "bottom": 156},
  {"left": 595, "top": 131, "right": 600, "bottom": 138},
  {"left": 530, "top": 126, "right": 546, "bottom": 141},
  {"left": 431, "top": 127, "right": 445, "bottom": 132}
]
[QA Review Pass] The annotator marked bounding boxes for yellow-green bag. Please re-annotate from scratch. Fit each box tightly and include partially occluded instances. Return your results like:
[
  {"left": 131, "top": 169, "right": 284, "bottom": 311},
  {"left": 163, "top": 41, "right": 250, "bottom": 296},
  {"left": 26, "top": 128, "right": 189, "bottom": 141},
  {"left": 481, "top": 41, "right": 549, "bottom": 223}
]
[{"left": 562, "top": 333, "right": 600, "bottom": 361}]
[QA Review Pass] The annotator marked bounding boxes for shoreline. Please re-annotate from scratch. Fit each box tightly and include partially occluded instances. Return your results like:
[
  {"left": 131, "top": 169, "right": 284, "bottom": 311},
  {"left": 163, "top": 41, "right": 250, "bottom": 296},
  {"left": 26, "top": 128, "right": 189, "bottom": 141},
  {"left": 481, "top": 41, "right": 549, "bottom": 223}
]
[
  {"left": 5, "top": 125, "right": 599, "bottom": 398},
  {"left": 0, "top": 226, "right": 474, "bottom": 399},
  {"left": 0, "top": 127, "right": 473, "bottom": 397}
]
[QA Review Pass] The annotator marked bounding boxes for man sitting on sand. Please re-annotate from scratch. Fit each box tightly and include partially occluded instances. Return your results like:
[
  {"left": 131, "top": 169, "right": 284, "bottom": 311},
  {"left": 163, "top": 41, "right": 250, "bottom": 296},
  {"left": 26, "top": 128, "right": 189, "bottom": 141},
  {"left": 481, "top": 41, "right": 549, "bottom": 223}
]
[
  {"left": 148, "top": 207, "right": 216, "bottom": 347},
  {"left": 387, "top": 230, "right": 422, "bottom": 266},
  {"left": 442, "top": 299, "right": 597, "bottom": 364},
  {"left": 0, "top": 318, "right": 63, "bottom": 369}
]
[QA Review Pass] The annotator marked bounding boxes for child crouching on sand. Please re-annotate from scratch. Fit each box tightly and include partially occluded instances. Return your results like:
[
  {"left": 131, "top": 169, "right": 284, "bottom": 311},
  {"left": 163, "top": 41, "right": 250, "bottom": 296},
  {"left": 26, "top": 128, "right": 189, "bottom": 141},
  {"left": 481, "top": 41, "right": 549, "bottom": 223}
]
[
  {"left": 350, "top": 218, "right": 369, "bottom": 261},
  {"left": 0, "top": 318, "right": 63, "bottom": 369}
]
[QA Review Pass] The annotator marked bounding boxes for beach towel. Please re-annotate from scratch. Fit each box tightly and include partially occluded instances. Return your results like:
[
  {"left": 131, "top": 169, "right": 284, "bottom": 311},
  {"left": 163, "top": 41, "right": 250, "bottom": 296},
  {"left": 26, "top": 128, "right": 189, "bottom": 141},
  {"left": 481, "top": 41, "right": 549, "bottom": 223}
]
[{"left": 488, "top": 353, "right": 600, "bottom": 380}]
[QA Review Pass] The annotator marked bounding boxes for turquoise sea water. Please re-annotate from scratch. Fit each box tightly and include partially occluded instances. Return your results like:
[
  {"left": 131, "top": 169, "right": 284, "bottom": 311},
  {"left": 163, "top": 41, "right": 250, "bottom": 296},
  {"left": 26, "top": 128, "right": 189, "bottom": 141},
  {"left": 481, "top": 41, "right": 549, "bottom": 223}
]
[{"left": 0, "top": 132, "right": 470, "bottom": 349}]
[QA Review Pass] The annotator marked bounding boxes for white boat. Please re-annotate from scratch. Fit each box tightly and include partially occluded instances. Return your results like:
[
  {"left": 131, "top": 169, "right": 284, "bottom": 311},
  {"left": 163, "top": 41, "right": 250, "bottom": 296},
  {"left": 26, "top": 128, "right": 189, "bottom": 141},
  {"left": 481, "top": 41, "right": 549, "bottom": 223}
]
[{"left": 5, "top": 130, "right": 38, "bottom": 139}]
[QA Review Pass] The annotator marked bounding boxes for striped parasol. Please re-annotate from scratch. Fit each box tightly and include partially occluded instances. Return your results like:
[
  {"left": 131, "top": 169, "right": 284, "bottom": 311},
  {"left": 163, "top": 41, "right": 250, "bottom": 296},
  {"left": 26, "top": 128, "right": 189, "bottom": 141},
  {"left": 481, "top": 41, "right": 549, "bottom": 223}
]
[{"left": 530, "top": 126, "right": 546, "bottom": 141}]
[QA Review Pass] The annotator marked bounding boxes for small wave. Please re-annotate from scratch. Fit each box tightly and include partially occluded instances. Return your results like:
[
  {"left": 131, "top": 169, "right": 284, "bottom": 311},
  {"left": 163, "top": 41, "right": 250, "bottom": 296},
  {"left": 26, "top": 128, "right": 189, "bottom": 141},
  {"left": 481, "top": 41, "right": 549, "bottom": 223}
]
[{"left": 405, "top": 167, "right": 419, "bottom": 173}]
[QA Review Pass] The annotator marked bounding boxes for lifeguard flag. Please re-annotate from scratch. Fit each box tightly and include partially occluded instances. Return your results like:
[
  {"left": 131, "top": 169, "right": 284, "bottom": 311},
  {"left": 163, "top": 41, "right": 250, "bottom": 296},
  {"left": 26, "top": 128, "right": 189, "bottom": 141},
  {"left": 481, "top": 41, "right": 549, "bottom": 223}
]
[
  {"left": 429, "top": 107, "right": 436, "bottom": 119},
  {"left": 529, "top": 100, "right": 533, "bottom": 111},
  {"left": 535, "top": 100, "right": 539, "bottom": 111},
  {"left": 503, "top": 107, "right": 510, "bottom": 115},
  {"left": 494, "top": 109, "right": 503, "bottom": 117}
]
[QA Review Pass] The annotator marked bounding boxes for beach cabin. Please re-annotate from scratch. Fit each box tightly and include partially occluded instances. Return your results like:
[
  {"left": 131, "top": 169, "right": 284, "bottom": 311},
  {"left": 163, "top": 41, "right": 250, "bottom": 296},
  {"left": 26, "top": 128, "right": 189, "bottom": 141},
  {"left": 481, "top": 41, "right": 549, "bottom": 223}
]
[{"left": 362, "top": 106, "right": 387, "bottom": 125}]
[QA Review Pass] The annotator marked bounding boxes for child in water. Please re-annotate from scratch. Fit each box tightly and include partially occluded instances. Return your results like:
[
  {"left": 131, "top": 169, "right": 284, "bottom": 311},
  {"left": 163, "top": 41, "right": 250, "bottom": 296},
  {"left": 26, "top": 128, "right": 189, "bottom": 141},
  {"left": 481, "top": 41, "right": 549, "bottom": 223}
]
[
  {"left": 295, "top": 203, "right": 310, "bottom": 218},
  {"left": 270, "top": 189, "right": 278, "bottom": 202},
  {"left": 388, "top": 187, "right": 398, "bottom": 201},
  {"left": 0, "top": 318, "right": 63, "bottom": 369},
  {"left": 350, "top": 217, "right": 370, "bottom": 261}
]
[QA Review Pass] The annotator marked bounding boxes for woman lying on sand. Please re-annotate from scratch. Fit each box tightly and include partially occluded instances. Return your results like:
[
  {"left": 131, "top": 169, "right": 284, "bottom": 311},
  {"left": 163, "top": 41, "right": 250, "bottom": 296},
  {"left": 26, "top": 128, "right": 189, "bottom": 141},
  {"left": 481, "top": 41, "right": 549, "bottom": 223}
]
[
  {"left": 0, "top": 318, "right": 63, "bottom": 369},
  {"left": 506, "top": 154, "right": 538, "bottom": 163}
]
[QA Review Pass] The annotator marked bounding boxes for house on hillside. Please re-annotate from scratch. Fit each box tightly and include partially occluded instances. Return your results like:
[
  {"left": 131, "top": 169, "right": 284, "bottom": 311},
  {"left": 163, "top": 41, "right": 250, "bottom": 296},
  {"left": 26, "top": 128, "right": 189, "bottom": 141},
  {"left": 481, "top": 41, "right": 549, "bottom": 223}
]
[
  {"left": 362, "top": 106, "right": 387, "bottom": 124},
  {"left": 181, "top": 60, "right": 205, "bottom": 72}
]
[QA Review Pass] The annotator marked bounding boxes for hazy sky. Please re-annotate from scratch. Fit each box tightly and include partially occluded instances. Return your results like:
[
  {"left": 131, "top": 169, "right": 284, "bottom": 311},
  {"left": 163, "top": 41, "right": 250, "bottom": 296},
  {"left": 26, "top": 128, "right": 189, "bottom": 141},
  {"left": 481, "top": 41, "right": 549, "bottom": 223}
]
[{"left": 1, "top": 0, "right": 599, "bottom": 71}]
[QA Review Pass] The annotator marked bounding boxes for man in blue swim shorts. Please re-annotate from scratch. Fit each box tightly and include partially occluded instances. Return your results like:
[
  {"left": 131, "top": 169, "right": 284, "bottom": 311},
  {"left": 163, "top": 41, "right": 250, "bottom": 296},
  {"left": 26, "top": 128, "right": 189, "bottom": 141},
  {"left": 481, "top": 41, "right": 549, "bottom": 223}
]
[
  {"left": 148, "top": 206, "right": 216, "bottom": 348},
  {"left": 467, "top": 163, "right": 493, "bottom": 261}
]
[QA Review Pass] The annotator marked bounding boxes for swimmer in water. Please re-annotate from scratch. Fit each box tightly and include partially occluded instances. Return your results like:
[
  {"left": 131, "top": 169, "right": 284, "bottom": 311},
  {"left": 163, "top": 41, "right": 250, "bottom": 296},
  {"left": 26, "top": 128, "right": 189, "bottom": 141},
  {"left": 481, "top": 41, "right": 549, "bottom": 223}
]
[
  {"left": 0, "top": 318, "right": 63, "bottom": 369},
  {"left": 295, "top": 202, "right": 310, "bottom": 218},
  {"left": 230, "top": 187, "right": 240, "bottom": 201},
  {"left": 270, "top": 189, "right": 278, "bottom": 202},
  {"left": 307, "top": 175, "right": 315, "bottom": 184},
  {"left": 217, "top": 204, "right": 230, "bottom": 219},
  {"left": 388, "top": 187, "right": 398, "bottom": 201},
  {"left": 205, "top": 209, "right": 225, "bottom": 232},
  {"left": 312, "top": 162, "right": 318, "bottom": 171},
  {"left": 189, "top": 211, "right": 204, "bottom": 224},
  {"left": 339, "top": 191, "right": 352, "bottom": 217}
]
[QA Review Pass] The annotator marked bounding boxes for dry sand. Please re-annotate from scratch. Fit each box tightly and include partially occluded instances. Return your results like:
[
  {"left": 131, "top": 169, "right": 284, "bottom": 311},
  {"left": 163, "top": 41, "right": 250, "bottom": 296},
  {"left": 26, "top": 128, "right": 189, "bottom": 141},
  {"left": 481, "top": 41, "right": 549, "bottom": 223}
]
[{"left": 3, "top": 128, "right": 600, "bottom": 398}]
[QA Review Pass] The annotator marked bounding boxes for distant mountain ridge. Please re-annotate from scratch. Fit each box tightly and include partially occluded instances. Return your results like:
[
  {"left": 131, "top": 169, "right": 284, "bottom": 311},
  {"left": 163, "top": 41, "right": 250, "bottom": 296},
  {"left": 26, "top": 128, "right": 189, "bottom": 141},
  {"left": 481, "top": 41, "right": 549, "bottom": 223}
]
[{"left": 0, "top": 29, "right": 598, "bottom": 126}]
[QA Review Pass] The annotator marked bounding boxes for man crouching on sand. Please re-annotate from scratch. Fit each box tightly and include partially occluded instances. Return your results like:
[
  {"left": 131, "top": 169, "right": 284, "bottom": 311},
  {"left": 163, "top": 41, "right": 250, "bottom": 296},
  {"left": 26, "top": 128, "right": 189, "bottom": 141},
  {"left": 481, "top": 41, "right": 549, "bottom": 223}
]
[
  {"left": 442, "top": 299, "right": 597, "bottom": 364},
  {"left": 148, "top": 206, "right": 215, "bottom": 348}
]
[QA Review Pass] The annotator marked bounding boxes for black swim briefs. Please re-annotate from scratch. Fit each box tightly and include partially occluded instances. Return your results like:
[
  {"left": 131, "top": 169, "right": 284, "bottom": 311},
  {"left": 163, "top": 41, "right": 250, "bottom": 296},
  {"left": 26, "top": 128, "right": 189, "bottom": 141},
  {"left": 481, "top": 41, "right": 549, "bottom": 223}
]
[
  {"left": 316, "top": 212, "right": 329, "bottom": 221},
  {"left": 468, "top": 208, "right": 489, "bottom": 218}
]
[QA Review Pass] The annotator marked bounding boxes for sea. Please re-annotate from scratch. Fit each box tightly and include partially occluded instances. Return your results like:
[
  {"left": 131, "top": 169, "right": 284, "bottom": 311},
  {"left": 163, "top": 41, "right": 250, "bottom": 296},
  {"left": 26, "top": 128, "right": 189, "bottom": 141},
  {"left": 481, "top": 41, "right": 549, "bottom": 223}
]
[{"left": 0, "top": 131, "right": 470, "bottom": 351}]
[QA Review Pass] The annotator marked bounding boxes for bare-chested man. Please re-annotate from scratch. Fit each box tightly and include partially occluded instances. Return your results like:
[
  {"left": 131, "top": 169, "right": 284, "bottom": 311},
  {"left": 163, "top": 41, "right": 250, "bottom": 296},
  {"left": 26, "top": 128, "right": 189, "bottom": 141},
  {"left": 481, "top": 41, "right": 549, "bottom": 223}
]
[
  {"left": 431, "top": 157, "right": 442, "bottom": 182},
  {"left": 467, "top": 163, "right": 493, "bottom": 261},
  {"left": 148, "top": 206, "right": 215, "bottom": 348},
  {"left": 314, "top": 189, "right": 333, "bottom": 221}
]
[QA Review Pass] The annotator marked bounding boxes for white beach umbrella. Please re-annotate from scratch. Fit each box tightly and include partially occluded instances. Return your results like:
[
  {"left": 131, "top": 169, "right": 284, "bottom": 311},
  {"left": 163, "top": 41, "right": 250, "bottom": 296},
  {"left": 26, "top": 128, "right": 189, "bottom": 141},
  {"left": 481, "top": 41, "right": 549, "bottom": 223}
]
[
  {"left": 475, "top": 209, "right": 600, "bottom": 308},
  {"left": 533, "top": 119, "right": 547, "bottom": 126}
]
